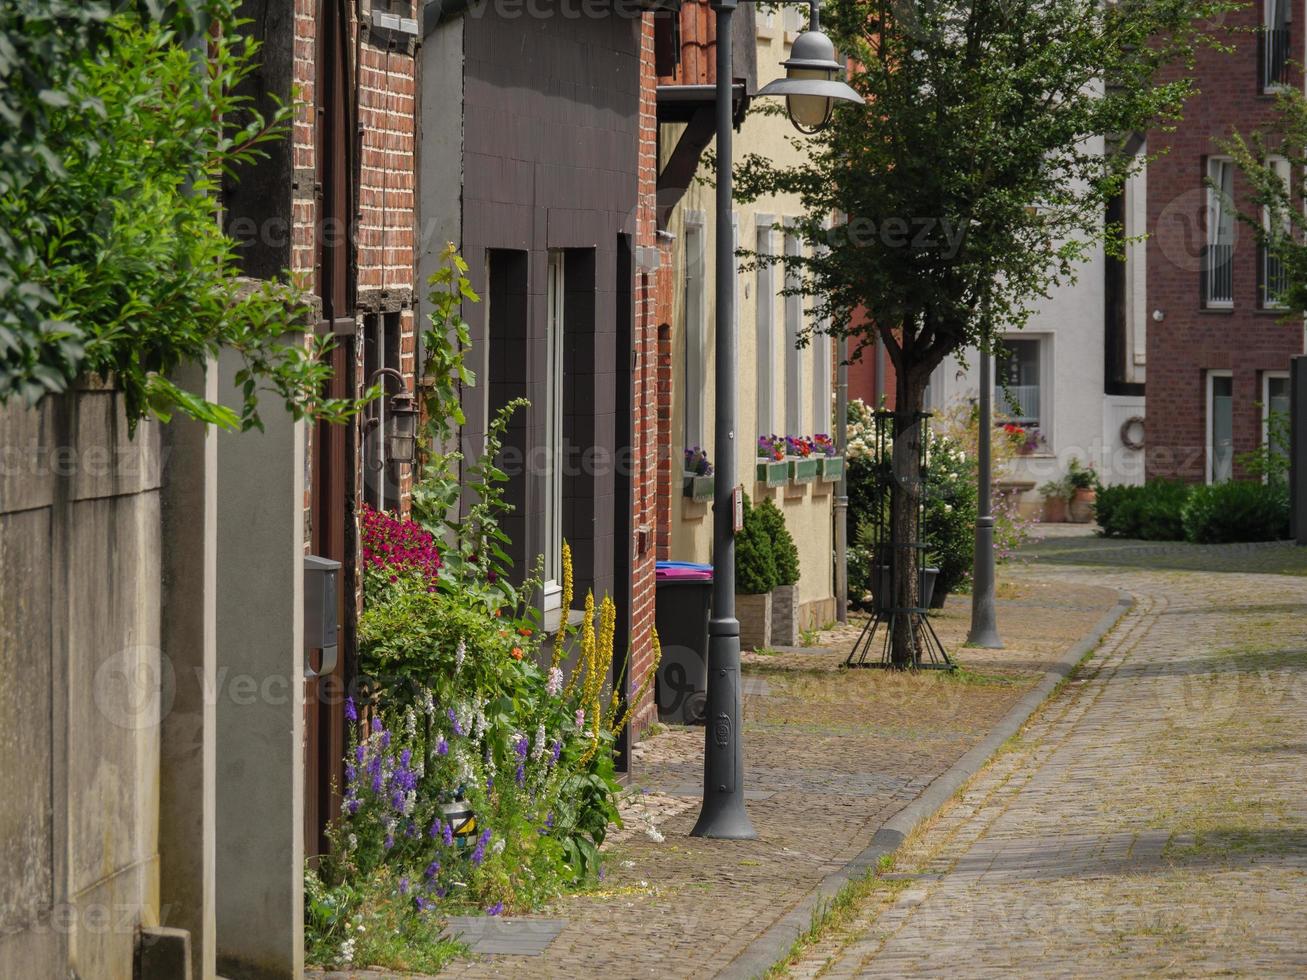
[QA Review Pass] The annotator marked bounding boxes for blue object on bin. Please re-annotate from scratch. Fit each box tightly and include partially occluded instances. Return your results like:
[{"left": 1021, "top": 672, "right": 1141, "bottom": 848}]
[{"left": 656, "top": 560, "right": 713, "bottom": 582}]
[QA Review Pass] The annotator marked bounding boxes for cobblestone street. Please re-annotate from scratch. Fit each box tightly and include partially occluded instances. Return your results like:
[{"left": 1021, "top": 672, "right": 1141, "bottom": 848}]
[{"left": 785, "top": 542, "right": 1307, "bottom": 978}]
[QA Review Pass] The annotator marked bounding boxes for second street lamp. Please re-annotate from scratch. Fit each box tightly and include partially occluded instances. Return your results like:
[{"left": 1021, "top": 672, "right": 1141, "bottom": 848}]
[{"left": 691, "top": 0, "right": 863, "bottom": 841}]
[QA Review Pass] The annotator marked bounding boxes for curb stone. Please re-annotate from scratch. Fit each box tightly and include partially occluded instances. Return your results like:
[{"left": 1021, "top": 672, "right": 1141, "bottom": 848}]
[{"left": 718, "top": 591, "right": 1135, "bottom": 980}]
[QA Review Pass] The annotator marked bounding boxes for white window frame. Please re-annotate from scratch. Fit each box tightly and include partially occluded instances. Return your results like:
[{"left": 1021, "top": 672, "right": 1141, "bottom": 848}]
[
  {"left": 1263, "top": 370, "right": 1291, "bottom": 479},
  {"left": 995, "top": 334, "right": 1051, "bottom": 445},
  {"left": 783, "top": 227, "right": 804, "bottom": 437},
  {"left": 1206, "top": 369, "right": 1234, "bottom": 485},
  {"left": 684, "top": 214, "right": 707, "bottom": 451},
  {"left": 543, "top": 251, "right": 565, "bottom": 613},
  {"left": 755, "top": 217, "right": 775, "bottom": 438},
  {"left": 1263, "top": 0, "right": 1292, "bottom": 93},
  {"left": 1261, "top": 155, "right": 1291, "bottom": 309},
  {"left": 1205, "top": 157, "right": 1235, "bottom": 309}
]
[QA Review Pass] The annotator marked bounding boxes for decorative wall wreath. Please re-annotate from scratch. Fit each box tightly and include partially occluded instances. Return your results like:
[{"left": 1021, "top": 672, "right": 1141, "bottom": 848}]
[{"left": 1120, "top": 415, "right": 1145, "bottom": 451}]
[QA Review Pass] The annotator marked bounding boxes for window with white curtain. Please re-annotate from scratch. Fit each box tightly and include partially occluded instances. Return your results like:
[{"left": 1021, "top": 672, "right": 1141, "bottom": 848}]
[
  {"left": 1262, "top": 0, "right": 1291, "bottom": 90},
  {"left": 684, "top": 217, "right": 706, "bottom": 450},
  {"left": 1205, "top": 158, "right": 1235, "bottom": 308},
  {"left": 784, "top": 229, "right": 803, "bottom": 436}
]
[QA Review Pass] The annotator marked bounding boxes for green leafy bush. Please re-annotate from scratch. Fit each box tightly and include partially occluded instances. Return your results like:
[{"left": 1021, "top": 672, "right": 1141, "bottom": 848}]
[
  {"left": 735, "top": 494, "right": 779, "bottom": 594},
  {"left": 2, "top": 5, "right": 365, "bottom": 429},
  {"left": 1181, "top": 480, "right": 1290, "bottom": 544},
  {"left": 754, "top": 497, "right": 800, "bottom": 587},
  {"left": 1094, "top": 480, "right": 1191, "bottom": 540}
]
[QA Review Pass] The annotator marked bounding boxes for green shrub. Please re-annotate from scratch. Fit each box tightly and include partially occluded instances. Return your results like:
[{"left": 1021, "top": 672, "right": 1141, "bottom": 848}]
[
  {"left": 924, "top": 435, "right": 979, "bottom": 593},
  {"left": 1181, "top": 480, "right": 1290, "bottom": 544},
  {"left": 1095, "top": 480, "right": 1191, "bottom": 540},
  {"left": 735, "top": 494, "right": 779, "bottom": 594},
  {"left": 754, "top": 497, "right": 800, "bottom": 587}
]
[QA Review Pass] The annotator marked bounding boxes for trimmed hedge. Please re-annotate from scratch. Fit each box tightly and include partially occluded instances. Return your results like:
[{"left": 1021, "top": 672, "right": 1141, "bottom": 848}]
[
  {"left": 1181, "top": 480, "right": 1290, "bottom": 544},
  {"left": 1094, "top": 480, "right": 1191, "bottom": 540},
  {"left": 1095, "top": 478, "right": 1290, "bottom": 543}
]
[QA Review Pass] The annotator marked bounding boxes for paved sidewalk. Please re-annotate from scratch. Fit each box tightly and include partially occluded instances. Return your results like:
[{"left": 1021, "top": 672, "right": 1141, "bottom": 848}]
[
  {"left": 310, "top": 574, "right": 1121, "bottom": 979},
  {"left": 786, "top": 547, "right": 1307, "bottom": 978}
]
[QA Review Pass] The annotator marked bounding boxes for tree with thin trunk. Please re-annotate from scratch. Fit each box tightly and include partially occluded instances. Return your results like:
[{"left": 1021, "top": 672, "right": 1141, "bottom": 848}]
[{"left": 735, "top": 0, "right": 1230, "bottom": 666}]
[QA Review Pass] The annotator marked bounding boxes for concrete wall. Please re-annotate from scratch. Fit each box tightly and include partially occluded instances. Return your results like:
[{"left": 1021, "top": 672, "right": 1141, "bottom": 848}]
[
  {"left": 0, "top": 382, "right": 165, "bottom": 979},
  {"left": 662, "top": 19, "right": 836, "bottom": 628}
]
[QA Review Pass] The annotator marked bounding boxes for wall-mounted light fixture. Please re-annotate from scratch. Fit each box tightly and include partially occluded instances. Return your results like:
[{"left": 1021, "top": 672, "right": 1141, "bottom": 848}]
[{"left": 364, "top": 367, "right": 419, "bottom": 468}]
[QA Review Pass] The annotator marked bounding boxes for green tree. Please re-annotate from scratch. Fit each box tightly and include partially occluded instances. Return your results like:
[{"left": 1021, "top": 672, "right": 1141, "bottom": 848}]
[
  {"left": 735, "top": 495, "right": 779, "bottom": 595},
  {"left": 0, "top": 2, "right": 363, "bottom": 429},
  {"left": 735, "top": 0, "right": 1228, "bottom": 665}
]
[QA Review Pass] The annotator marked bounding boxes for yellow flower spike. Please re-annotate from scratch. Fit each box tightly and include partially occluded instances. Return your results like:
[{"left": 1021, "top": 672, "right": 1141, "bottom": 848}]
[
  {"left": 554, "top": 540, "right": 574, "bottom": 667},
  {"left": 564, "top": 590, "right": 595, "bottom": 700},
  {"left": 612, "top": 627, "right": 662, "bottom": 735}
]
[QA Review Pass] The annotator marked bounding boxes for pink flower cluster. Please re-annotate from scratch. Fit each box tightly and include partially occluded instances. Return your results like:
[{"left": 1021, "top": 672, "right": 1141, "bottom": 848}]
[{"left": 360, "top": 503, "right": 442, "bottom": 583}]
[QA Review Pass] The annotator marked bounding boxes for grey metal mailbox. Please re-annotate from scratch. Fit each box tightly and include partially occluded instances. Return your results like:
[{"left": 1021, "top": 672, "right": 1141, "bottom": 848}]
[{"left": 304, "top": 554, "right": 341, "bottom": 678}]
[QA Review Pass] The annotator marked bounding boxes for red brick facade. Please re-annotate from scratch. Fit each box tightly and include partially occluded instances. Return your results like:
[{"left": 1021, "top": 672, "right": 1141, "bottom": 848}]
[{"left": 1146, "top": 8, "right": 1303, "bottom": 482}]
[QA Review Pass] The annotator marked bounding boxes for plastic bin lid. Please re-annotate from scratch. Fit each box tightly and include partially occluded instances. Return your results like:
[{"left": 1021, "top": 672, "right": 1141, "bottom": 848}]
[{"left": 656, "top": 560, "right": 713, "bottom": 581}]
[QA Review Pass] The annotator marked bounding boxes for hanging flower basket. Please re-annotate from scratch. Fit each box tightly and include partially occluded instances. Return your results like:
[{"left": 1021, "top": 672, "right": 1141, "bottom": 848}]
[{"left": 756, "top": 460, "right": 788, "bottom": 487}]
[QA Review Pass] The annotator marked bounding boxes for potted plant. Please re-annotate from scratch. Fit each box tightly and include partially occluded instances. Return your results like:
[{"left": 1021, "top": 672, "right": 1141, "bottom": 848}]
[
  {"left": 755, "top": 498, "right": 801, "bottom": 646},
  {"left": 734, "top": 494, "right": 778, "bottom": 650},
  {"left": 756, "top": 434, "right": 788, "bottom": 487},
  {"left": 813, "top": 433, "right": 844, "bottom": 482},
  {"left": 683, "top": 445, "right": 714, "bottom": 501},
  {"left": 786, "top": 435, "right": 821, "bottom": 483},
  {"left": 1066, "top": 457, "right": 1100, "bottom": 523},
  {"left": 1038, "top": 475, "right": 1073, "bottom": 523}
]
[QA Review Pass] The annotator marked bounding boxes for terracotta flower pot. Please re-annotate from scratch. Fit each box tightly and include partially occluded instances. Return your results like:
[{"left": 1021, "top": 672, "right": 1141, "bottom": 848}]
[
  {"left": 1042, "top": 496, "right": 1069, "bottom": 523},
  {"left": 1069, "top": 488, "right": 1096, "bottom": 523}
]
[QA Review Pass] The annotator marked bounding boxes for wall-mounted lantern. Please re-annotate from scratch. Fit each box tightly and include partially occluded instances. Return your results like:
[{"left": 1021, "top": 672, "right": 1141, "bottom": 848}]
[{"left": 365, "top": 367, "right": 419, "bottom": 468}]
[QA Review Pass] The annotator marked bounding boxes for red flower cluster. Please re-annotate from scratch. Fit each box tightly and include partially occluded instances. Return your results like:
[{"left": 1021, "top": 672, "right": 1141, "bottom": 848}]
[{"left": 360, "top": 503, "right": 442, "bottom": 583}]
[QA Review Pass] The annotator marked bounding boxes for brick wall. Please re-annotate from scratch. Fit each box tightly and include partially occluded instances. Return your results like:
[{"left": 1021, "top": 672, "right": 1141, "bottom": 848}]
[
  {"left": 1145, "top": 6, "right": 1303, "bottom": 481},
  {"left": 629, "top": 14, "right": 661, "bottom": 740}
]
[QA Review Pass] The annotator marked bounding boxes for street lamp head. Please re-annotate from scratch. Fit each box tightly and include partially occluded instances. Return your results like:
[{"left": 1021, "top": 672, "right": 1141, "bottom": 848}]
[{"left": 756, "top": 28, "right": 863, "bottom": 134}]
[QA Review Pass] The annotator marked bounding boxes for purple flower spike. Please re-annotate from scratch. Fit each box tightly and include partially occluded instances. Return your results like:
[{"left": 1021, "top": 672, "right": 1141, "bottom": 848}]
[
  {"left": 400, "top": 748, "right": 412, "bottom": 767},
  {"left": 345, "top": 697, "right": 357, "bottom": 722},
  {"left": 437, "top": 735, "right": 449, "bottom": 756},
  {"left": 384, "top": 833, "right": 394, "bottom": 851},
  {"left": 380, "top": 730, "right": 391, "bottom": 749},
  {"left": 355, "top": 745, "right": 366, "bottom": 764},
  {"left": 446, "top": 707, "right": 465, "bottom": 736},
  {"left": 426, "top": 860, "right": 441, "bottom": 879},
  {"left": 470, "top": 828, "right": 492, "bottom": 866},
  {"left": 486, "top": 901, "right": 504, "bottom": 917},
  {"left": 442, "top": 821, "right": 454, "bottom": 847},
  {"left": 371, "top": 717, "right": 382, "bottom": 734},
  {"left": 399, "top": 877, "right": 410, "bottom": 896},
  {"left": 515, "top": 763, "right": 525, "bottom": 787},
  {"left": 515, "top": 736, "right": 529, "bottom": 760}
]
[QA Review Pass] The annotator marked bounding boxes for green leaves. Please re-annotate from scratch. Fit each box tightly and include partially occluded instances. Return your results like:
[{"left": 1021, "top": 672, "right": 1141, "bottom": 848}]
[{"left": 1, "top": 5, "right": 367, "bottom": 431}]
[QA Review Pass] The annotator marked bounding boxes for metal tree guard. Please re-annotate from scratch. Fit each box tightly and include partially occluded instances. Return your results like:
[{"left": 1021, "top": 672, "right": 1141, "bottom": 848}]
[{"left": 845, "top": 410, "right": 954, "bottom": 670}]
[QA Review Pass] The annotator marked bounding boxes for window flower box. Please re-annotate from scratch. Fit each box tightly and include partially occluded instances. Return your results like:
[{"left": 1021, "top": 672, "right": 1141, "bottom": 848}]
[
  {"left": 756, "top": 460, "right": 788, "bottom": 487},
  {"left": 682, "top": 473, "right": 714, "bottom": 501},
  {"left": 788, "top": 457, "right": 821, "bottom": 483},
  {"left": 819, "top": 455, "right": 844, "bottom": 483}
]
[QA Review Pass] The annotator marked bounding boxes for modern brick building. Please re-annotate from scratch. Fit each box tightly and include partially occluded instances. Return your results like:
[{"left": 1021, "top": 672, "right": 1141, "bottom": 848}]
[{"left": 1145, "top": 0, "right": 1303, "bottom": 483}]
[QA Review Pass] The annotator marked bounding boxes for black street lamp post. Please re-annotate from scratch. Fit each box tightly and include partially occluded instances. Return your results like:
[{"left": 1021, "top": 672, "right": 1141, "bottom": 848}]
[{"left": 691, "top": 0, "right": 862, "bottom": 840}]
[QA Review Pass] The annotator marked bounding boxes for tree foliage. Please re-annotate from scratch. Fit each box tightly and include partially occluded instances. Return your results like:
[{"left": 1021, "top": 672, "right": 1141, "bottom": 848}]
[
  {"left": 735, "top": 0, "right": 1232, "bottom": 398},
  {"left": 0, "top": 1, "right": 363, "bottom": 429}
]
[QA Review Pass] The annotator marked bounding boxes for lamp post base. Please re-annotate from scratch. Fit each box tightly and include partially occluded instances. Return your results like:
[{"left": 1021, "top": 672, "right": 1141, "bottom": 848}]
[{"left": 690, "top": 628, "right": 757, "bottom": 840}]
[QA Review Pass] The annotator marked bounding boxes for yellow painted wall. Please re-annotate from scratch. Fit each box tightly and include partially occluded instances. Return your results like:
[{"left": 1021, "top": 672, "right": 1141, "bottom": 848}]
[{"left": 662, "top": 15, "right": 836, "bottom": 625}]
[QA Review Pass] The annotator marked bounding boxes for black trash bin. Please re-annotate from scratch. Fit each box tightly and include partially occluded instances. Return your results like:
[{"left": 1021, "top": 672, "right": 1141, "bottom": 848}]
[{"left": 654, "top": 561, "right": 712, "bottom": 725}]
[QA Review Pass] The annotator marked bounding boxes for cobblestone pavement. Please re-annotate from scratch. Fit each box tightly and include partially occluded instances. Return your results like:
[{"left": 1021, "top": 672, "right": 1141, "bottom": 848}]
[
  {"left": 784, "top": 546, "right": 1307, "bottom": 979},
  {"left": 306, "top": 575, "right": 1119, "bottom": 980}
]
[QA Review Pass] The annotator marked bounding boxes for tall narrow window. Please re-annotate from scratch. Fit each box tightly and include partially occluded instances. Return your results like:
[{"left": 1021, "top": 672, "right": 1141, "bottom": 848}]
[
  {"left": 684, "top": 219, "right": 706, "bottom": 450},
  {"left": 1208, "top": 371, "right": 1234, "bottom": 484},
  {"left": 996, "top": 337, "right": 1042, "bottom": 429},
  {"left": 811, "top": 320, "right": 831, "bottom": 435},
  {"left": 784, "top": 230, "right": 803, "bottom": 436},
  {"left": 756, "top": 221, "right": 774, "bottom": 436},
  {"left": 1265, "top": 372, "right": 1291, "bottom": 474},
  {"left": 1262, "top": 0, "right": 1291, "bottom": 90},
  {"left": 544, "top": 251, "right": 565, "bottom": 601},
  {"left": 363, "top": 311, "right": 401, "bottom": 510},
  {"left": 1204, "top": 158, "right": 1235, "bottom": 308},
  {"left": 1261, "top": 155, "right": 1290, "bottom": 308}
]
